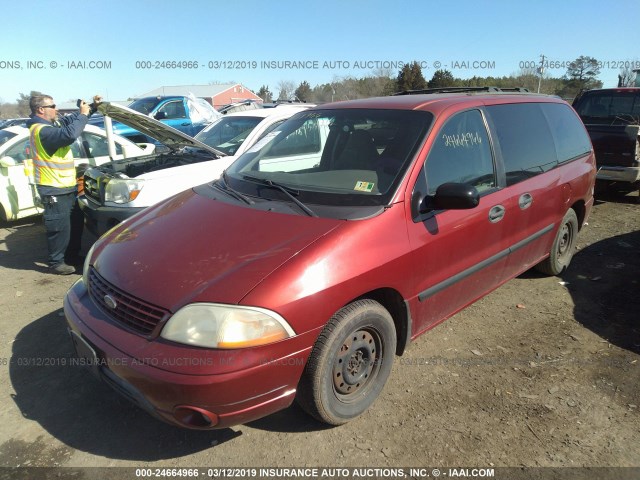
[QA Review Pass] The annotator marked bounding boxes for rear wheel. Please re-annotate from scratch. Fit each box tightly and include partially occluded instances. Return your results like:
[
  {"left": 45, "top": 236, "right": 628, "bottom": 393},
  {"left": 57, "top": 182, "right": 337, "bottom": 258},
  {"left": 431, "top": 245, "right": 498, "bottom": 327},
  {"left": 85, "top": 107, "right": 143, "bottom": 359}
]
[
  {"left": 535, "top": 209, "right": 579, "bottom": 276},
  {"left": 297, "top": 299, "right": 396, "bottom": 425}
]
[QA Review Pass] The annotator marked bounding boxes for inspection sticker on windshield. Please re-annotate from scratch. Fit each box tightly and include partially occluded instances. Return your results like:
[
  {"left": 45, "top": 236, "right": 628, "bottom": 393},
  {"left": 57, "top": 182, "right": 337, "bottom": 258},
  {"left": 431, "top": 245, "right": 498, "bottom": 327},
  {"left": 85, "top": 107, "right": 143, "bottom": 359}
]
[{"left": 354, "top": 181, "right": 375, "bottom": 192}]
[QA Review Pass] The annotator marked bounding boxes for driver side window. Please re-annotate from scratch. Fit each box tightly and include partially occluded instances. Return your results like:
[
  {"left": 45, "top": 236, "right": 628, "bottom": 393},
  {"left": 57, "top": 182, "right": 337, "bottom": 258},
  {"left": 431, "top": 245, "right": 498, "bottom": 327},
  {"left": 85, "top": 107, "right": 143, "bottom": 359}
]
[
  {"left": 424, "top": 109, "right": 495, "bottom": 195},
  {"left": 157, "top": 100, "right": 187, "bottom": 119}
]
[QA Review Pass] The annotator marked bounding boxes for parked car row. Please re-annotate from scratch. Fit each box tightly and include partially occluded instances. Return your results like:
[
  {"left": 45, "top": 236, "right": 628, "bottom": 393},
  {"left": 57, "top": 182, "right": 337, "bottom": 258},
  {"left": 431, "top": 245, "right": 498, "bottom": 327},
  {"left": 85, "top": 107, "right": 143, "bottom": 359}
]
[
  {"left": 87, "top": 94, "right": 222, "bottom": 144},
  {"left": 0, "top": 124, "right": 155, "bottom": 222},
  {"left": 0, "top": 101, "right": 311, "bottom": 226},
  {"left": 0, "top": 117, "right": 28, "bottom": 129},
  {"left": 80, "top": 102, "right": 313, "bottom": 235},
  {"left": 64, "top": 87, "right": 597, "bottom": 430}
]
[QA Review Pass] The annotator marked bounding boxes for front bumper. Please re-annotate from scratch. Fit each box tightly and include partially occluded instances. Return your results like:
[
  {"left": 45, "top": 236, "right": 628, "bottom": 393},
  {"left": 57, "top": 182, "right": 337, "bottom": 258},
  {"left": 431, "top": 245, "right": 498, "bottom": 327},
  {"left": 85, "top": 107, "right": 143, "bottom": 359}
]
[
  {"left": 78, "top": 196, "right": 144, "bottom": 237},
  {"left": 596, "top": 166, "right": 640, "bottom": 184},
  {"left": 64, "top": 280, "right": 314, "bottom": 429}
]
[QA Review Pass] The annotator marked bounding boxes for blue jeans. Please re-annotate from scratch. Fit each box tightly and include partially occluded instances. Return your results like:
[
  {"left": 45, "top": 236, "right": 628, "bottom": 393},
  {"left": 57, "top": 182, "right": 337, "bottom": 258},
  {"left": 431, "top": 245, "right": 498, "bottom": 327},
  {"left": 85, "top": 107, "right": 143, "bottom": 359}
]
[{"left": 41, "top": 192, "right": 76, "bottom": 266}]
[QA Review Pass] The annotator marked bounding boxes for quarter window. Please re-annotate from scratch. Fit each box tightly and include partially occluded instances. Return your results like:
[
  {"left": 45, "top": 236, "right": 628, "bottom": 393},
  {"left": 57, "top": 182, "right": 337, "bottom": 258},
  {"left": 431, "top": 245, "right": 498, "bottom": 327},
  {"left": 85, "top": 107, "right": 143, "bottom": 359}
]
[
  {"left": 487, "top": 103, "right": 557, "bottom": 186},
  {"left": 424, "top": 109, "right": 495, "bottom": 195},
  {"left": 541, "top": 103, "right": 592, "bottom": 163}
]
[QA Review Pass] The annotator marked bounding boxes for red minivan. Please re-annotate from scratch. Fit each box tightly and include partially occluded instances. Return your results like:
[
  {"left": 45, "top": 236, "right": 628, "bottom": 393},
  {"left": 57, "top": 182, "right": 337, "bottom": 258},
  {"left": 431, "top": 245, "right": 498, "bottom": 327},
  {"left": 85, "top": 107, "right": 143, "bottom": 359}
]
[{"left": 64, "top": 88, "right": 596, "bottom": 429}]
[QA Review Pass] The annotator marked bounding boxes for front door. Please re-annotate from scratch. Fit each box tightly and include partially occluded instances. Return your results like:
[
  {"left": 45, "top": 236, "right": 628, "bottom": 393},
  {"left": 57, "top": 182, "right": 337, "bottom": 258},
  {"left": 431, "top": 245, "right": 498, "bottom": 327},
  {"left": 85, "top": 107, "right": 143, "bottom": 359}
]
[{"left": 407, "top": 108, "right": 511, "bottom": 335}]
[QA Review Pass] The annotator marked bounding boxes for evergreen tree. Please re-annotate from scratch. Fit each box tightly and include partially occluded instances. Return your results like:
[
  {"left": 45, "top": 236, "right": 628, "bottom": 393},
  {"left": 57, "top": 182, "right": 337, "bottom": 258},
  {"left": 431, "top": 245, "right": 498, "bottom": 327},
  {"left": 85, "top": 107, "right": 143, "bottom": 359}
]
[
  {"left": 294, "top": 81, "right": 312, "bottom": 102},
  {"left": 565, "top": 56, "right": 601, "bottom": 91},
  {"left": 256, "top": 85, "right": 273, "bottom": 103},
  {"left": 428, "top": 69, "right": 455, "bottom": 89},
  {"left": 396, "top": 61, "right": 427, "bottom": 92}
]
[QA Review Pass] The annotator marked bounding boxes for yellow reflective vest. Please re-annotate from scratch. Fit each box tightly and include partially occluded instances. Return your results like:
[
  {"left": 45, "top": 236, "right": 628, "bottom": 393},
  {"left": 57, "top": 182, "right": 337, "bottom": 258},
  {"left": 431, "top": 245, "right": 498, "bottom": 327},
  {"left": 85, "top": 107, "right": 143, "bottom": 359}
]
[{"left": 29, "top": 123, "right": 76, "bottom": 188}]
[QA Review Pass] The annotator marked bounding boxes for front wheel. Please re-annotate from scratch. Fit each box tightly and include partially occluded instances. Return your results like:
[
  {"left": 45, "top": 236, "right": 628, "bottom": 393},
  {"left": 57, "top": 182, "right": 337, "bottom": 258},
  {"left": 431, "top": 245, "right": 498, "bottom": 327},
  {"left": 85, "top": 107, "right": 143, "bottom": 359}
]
[
  {"left": 535, "top": 208, "right": 579, "bottom": 276},
  {"left": 296, "top": 299, "right": 396, "bottom": 425}
]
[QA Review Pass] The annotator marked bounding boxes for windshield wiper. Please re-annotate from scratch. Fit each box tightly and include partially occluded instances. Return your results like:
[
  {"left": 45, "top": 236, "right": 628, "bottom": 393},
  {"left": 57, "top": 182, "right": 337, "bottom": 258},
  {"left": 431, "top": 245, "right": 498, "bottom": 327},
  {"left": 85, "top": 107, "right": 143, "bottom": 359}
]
[
  {"left": 241, "top": 174, "right": 318, "bottom": 217},
  {"left": 212, "top": 172, "right": 254, "bottom": 205}
]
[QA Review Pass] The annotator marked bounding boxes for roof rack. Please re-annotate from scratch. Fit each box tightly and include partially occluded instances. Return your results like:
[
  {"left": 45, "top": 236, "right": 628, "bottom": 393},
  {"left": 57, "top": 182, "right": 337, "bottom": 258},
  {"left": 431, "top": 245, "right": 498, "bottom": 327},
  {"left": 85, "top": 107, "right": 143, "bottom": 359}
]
[{"left": 393, "top": 86, "right": 531, "bottom": 96}]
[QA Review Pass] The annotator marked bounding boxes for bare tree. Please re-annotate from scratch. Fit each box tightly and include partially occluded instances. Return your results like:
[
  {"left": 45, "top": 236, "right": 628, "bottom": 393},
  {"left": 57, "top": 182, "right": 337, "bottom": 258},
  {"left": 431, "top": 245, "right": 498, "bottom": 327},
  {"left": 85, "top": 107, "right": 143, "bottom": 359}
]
[
  {"left": 277, "top": 80, "right": 296, "bottom": 101},
  {"left": 618, "top": 66, "right": 637, "bottom": 87}
]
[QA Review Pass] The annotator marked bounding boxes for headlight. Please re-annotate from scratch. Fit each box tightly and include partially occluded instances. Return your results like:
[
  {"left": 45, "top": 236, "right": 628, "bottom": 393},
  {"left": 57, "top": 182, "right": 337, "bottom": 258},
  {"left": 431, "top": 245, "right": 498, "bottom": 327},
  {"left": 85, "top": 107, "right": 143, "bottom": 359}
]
[
  {"left": 105, "top": 177, "right": 144, "bottom": 203},
  {"left": 161, "top": 303, "right": 295, "bottom": 349}
]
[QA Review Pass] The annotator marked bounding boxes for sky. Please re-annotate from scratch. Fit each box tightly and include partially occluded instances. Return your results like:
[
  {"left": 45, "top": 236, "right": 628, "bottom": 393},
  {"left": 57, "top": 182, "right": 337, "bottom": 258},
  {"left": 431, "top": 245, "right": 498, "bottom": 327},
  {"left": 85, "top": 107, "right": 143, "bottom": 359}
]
[{"left": 1, "top": 0, "right": 639, "bottom": 105}]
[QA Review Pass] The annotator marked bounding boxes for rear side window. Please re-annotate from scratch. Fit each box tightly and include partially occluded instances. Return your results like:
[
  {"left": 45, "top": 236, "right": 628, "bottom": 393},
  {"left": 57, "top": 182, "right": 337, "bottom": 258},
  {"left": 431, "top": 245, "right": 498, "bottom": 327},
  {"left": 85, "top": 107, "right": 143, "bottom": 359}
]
[
  {"left": 541, "top": 103, "right": 592, "bottom": 163},
  {"left": 574, "top": 91, "right": 640, "bottom": 119},
  {"left": 487, "top": 103, "right": 557, "bottom": 186}
]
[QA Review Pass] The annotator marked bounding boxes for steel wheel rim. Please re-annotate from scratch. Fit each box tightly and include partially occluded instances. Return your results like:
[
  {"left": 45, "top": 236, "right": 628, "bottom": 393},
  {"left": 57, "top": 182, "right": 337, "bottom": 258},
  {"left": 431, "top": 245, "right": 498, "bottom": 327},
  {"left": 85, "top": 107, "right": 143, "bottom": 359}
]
[
  {"left": 332, "top": 328, "right": 383, "bottom": 401},
  {"left": 557, "top": 221, "right": 574, "bottom": 262}
]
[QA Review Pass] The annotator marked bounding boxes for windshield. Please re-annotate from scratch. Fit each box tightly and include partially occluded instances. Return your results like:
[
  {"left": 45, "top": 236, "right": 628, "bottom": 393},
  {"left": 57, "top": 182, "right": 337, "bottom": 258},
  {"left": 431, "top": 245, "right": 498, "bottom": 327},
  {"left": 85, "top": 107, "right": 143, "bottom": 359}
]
[
  {"left": 0, "top": 129, "right": 18, "bottom": 147},
  {"left": 195, "top": 116, "right": 263, "bottom": 155},
  {"left": 128, "top": 97, "right": 164, "bottom": 115},
  {"left": 574, "top": 91, "right": 640, "bottom": 123},
  {"left": 225, "top": 108, "right": 433, "bottom": 207}
]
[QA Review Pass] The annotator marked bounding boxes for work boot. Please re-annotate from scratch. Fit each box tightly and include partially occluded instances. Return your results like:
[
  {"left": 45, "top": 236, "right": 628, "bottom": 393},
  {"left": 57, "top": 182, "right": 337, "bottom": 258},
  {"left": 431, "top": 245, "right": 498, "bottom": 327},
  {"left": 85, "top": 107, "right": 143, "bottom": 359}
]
[
  {"left": 65, "top": 254, "right": 86, "bottom": 266},
  {"left": 50, "top": 262, "right": 76, "bottom": 275}
]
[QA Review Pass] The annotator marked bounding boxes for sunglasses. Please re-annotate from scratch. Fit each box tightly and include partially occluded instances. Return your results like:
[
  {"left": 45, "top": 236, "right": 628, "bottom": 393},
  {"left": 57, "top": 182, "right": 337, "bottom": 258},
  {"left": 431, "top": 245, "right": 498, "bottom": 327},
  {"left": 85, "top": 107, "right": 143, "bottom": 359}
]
[{"left": 41, "top": 104, "right": 57, "bottom": 109}]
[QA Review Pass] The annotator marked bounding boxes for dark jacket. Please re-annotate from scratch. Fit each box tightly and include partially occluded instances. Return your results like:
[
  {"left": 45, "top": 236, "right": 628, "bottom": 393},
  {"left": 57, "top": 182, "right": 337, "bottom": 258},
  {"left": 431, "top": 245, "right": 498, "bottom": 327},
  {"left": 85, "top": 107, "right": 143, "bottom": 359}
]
[{"left": 26, "top": 112, "right": 89, "bottom": 196}]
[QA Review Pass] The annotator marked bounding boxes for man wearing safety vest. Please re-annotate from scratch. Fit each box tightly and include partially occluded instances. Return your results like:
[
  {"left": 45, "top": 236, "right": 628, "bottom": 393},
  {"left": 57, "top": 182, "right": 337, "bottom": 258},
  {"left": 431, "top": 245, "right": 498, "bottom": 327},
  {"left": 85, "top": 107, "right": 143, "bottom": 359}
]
[{"left": 26, "top": 94, "right": 101, "bottom": 275}]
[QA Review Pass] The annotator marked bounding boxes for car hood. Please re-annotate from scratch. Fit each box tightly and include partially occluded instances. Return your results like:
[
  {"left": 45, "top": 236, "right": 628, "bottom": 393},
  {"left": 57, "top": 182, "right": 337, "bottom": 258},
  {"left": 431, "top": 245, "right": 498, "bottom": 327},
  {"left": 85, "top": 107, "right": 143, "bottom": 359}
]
[
  {"left": 97, "top": 102, "right": 225, "bottom": 157},
  {"left": 92, "top": 189, "right": 343, "bottom": 312}
]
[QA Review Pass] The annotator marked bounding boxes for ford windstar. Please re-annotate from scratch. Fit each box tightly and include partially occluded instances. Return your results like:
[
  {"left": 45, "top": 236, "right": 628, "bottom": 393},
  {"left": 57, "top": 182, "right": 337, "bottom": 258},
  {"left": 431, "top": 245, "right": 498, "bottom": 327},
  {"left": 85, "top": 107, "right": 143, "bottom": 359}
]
[{"left": 64, "top": 87, "right": 595, "bottom": 429}]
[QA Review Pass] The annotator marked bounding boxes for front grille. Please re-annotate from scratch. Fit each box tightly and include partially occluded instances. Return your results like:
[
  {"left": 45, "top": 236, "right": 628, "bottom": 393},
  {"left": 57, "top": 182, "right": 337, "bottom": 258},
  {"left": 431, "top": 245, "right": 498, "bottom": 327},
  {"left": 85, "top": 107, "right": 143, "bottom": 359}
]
[
  {"left": 88, "top": 267, "right": 170, "bottom": 336},
  {"left": 83, "top": 171, "right": 101, "bottom": 202}
]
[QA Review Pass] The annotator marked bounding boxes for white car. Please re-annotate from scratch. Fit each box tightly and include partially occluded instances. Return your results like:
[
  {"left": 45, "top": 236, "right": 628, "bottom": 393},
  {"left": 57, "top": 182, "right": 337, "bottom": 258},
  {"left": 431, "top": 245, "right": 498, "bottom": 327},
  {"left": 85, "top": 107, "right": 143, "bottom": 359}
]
[
  {"left": 81, "top": 103, "right": 313, "bottom": 236},
  {"left": 0, "top": 124, "right": 155, "bottom": 222}
]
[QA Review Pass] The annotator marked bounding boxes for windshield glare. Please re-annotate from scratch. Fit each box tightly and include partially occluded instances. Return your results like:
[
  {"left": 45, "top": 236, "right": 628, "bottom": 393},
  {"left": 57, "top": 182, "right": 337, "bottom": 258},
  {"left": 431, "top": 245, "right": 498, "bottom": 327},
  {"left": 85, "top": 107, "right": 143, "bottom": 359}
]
[
  {"left": 195, "top": 116, "right": 263, "bottom": 156},
  {"left": 226, "top": 109, "right": 433, "bottom": 206}
]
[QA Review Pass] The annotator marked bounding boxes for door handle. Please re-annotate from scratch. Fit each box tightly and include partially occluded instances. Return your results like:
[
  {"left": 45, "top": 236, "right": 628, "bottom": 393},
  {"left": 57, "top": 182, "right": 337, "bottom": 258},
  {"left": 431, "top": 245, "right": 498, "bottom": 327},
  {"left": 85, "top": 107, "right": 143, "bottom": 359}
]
[
  {"left": 489, "top": 205, "right": 505, "bottom": 223},
  {"left": 519, "top": 193, "right": 533, "bottom": 210}
]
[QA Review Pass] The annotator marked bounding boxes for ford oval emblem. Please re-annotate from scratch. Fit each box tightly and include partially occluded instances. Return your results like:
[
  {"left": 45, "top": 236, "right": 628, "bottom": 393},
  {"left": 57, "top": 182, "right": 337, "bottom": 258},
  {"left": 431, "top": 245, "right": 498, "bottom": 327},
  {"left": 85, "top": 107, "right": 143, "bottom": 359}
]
[{"left": 104, "top": 295, "right": 118, "bottom": 310}]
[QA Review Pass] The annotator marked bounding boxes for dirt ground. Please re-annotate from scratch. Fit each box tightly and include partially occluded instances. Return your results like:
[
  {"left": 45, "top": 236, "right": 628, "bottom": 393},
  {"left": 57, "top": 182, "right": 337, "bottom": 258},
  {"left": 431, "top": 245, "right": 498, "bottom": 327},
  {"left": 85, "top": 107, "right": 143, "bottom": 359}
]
[{"left": 0, "top": 191, "right": 638, "bottom": 478}]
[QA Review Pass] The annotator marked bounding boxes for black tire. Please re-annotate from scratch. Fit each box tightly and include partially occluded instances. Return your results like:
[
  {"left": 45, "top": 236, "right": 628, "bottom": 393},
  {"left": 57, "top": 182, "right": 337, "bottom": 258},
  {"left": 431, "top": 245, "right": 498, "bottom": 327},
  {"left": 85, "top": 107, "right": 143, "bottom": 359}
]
[
  {"left": 535, "top": 209, "right": 579, "bottom": 276},
  {"left": 296, "top": 299, "right": 396, "bottom": 425},
  {"left": 0, "top": 204, "right": 7, "bottom": 226}
]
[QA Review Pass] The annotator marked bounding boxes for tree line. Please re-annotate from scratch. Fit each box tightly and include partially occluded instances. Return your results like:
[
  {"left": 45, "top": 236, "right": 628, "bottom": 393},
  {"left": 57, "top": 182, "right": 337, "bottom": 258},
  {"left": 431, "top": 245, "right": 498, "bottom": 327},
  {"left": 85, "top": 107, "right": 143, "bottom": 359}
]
[{"left": 257, "top": 56, "right": 636, "bottom": 104}]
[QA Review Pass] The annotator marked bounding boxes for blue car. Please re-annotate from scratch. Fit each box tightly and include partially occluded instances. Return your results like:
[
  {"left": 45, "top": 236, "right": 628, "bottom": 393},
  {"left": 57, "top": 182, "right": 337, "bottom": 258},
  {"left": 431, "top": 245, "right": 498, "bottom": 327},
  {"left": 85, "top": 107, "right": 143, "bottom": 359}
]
[{"left": 88, "top": 95, "right": 221, "bottom": 143}]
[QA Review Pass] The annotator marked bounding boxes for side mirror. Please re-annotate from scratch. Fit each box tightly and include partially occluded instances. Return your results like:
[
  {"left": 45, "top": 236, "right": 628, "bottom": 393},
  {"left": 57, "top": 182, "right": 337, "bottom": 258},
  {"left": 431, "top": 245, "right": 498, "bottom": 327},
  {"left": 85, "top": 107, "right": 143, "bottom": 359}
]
[
  {"left": 154, "top": 111, "right": 167, "bottom": 120},
  {"left": 0, "top": 156, "right": 18, "bottom": 167},
  {"left": 419, "top": 183, "right": 480, "bottom": 214}
]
